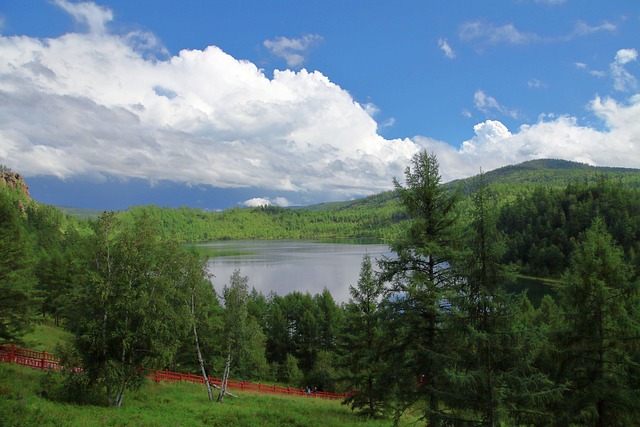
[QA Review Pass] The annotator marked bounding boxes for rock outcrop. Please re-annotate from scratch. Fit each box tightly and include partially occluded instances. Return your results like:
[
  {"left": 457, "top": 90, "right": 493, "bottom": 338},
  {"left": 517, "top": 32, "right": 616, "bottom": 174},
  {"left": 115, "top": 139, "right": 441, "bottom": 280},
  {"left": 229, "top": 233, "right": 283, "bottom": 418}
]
[{"left": 0, "top": 165, "right": 31, "bottom": 199}]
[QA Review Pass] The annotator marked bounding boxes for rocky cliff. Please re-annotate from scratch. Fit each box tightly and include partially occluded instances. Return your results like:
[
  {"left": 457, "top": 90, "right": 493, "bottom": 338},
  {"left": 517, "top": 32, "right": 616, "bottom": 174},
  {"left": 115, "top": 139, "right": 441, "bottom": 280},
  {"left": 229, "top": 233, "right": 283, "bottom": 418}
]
[{"left": 0, "top": 165, "right": 31, "bottom": 199}]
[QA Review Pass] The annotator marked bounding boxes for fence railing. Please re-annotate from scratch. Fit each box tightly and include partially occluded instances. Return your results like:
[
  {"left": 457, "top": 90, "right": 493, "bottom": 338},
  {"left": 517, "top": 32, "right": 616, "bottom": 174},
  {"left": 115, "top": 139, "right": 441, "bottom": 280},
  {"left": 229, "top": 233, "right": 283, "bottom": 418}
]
[
  {"left": 0, "top": 344, "right": 60, "bottom": 370},
  {"left": 150, "top": 369, "right": 347, "bottom": 400},
  {"left": 0, "top": 344, "right": 347, "bottom": 400}
]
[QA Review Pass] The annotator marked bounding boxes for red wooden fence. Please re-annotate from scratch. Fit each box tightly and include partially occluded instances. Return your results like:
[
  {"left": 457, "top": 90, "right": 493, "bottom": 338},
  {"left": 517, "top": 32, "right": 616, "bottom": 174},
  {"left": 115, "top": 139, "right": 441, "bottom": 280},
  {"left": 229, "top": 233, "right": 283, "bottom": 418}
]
[
  {"left": 0, "top": 344, "right": 60, "bottom": 370},
  {"left": 0, "top": 344, "right": 347, "bottom": 400},
  {"left": 149, "top": 369, "right": 347, "bottom": 399}
]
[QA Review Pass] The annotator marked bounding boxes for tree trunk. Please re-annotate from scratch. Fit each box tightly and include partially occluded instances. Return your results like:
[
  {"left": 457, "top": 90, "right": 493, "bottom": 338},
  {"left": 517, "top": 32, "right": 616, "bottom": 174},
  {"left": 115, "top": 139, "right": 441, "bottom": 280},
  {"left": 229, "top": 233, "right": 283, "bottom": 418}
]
[
  {"left": 115, "top": 381, "right": 126, "bottom": 408},
  {"left": 192, "top": 292, "right": 214, "bottom": 401},
  {"left": 428, "top": 393, "right": 440, "bottom": 427},
  {"left": 217, "top": 352, "right": 231, "bottom": 403}
]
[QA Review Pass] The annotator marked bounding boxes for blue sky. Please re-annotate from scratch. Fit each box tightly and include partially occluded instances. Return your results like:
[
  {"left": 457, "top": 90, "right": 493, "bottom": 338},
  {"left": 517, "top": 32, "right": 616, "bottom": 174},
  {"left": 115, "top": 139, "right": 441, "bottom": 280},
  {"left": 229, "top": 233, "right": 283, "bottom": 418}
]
[{"left": 1, "top": 0, "right": 639, "bottom": 210}]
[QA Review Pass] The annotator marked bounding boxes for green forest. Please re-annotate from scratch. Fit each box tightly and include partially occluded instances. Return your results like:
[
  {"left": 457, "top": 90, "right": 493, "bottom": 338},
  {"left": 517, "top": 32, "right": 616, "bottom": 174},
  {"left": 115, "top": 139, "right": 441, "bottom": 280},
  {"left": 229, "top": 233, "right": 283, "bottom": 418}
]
[{"left": 2, "top": 155, "right": 640, "bottom": 426}]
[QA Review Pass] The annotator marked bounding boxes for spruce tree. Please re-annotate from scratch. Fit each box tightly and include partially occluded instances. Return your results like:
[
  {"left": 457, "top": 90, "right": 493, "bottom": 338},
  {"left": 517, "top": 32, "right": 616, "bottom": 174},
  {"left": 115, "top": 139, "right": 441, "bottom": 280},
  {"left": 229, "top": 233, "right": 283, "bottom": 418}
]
[
  {"left": 379, "top": 151, "right": 461, "bottom": 426},
  {"left": 446, "top": 173, "right": 557, "bottom": 426},
  {"left": 0, "top": 191, "right": 37, "bottom": 341},
  {"left": 341, "top": 253, "right": 386, "bottom": 417},
  {"left": 554, "top": 217, "right": 640, "bottom": 425}
]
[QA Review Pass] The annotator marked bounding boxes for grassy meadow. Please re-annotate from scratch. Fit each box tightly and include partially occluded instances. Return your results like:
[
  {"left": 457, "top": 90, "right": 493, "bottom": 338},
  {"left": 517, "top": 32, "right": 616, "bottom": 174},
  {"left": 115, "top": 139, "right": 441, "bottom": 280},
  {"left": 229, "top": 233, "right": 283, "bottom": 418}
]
[
  {"left": 0, "top": 363, "right": 420, "bottom": 427},
  {"left": 2, "top": 321, "right": 417, "bottom": 427}
]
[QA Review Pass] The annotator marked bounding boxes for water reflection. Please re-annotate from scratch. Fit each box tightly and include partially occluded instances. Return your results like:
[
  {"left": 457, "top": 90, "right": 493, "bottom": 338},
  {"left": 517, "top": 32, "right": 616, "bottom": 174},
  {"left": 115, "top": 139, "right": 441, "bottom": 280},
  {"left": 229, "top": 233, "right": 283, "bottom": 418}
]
[
  {"left": 196, "top": 240, "right": 554, "bottom": 306},
  {"left": 198, "top": 240, "right": 392, "bottom": 303}
]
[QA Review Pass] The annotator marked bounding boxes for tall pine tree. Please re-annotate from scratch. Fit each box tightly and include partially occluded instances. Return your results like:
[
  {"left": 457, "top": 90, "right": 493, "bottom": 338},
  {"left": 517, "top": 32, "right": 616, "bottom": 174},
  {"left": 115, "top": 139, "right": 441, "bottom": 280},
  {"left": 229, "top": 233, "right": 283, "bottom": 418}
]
[
  {"left": 379, "top": 151, "right": 461, "bottom": 426},
  {"left": 341, "top": 253, "right": 386, "bottom": 417},
  {"left": 0, "top": 191, "right": 37, "bottom": 341},
  {"left": 446, "top": 172, "right": 557, "bottom": 426},
  {"left": 554, "top": 217, "right": 640, "bottom": 425}
]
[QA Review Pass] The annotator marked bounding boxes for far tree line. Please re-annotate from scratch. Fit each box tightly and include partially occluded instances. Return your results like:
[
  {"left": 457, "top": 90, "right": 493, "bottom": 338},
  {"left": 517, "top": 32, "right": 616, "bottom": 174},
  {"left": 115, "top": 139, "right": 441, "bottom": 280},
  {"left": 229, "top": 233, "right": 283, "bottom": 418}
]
[{"left": 1, "top": 153, "right": 639, "bottom": 425}]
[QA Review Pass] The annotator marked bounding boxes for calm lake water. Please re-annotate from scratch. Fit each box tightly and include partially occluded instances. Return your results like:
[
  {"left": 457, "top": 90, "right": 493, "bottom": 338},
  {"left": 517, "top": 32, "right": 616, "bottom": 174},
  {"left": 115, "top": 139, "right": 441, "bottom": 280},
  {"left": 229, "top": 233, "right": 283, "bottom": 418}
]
[
  {"left": 196, "top": 240, "right": 554, "bottom": 306},
  {"left": 198, "top": 240, "right": 392, "bottom": 303}
]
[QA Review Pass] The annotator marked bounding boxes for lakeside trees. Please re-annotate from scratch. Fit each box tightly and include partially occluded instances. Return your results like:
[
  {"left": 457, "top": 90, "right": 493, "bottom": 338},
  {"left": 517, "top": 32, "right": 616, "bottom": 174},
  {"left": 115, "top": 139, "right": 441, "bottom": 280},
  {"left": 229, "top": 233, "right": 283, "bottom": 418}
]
[
  {"left": 552, "top": 218, "right": 640, "bottom": 425},
  {"left": 378, "top": 151, "right": 462, "bottom": 426},
  {"left": 1, "top": 159, "right": 640, "bottom": 423},
  {"left": 341, "top": 253, "right": 386, "bottom": 417},
  {"left": 64, "top": 212, "right": 207, "bottom": 407}
]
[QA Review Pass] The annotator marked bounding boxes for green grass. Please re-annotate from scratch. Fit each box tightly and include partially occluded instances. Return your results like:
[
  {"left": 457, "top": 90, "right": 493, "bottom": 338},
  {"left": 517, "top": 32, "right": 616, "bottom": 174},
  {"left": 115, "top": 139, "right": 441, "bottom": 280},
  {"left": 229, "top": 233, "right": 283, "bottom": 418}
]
[
  {"left": 0, "top": 363, "right": 417, "bottom": 427},
  {"left": 21, "top": 320, "right": 73, "bottom": 352}
]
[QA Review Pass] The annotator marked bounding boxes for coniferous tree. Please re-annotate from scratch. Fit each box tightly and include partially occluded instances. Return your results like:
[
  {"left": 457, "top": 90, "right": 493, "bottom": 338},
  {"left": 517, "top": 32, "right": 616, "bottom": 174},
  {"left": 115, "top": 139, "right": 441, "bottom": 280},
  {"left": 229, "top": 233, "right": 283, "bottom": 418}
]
[
  {"left": 446, "top": 173, "right": 557, "bottom": 426},
  {"left": 341, "top": 254, "right": 386, "bottom": 417},
  {"left": 0, "top": 191, "right": 37, "bottom": 341},
  {"left": 379, "top": 151, "right": 462, "bottom": 426},
  {"left": 553, "top": 217, "right": 640, "bottom": 425}
]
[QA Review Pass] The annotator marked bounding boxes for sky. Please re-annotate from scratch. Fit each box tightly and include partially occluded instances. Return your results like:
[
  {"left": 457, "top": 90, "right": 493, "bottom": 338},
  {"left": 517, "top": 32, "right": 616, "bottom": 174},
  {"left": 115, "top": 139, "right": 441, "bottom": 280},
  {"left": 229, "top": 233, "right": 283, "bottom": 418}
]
[{"left": 1, "top": 0, "right": 639, "bottom": 210}]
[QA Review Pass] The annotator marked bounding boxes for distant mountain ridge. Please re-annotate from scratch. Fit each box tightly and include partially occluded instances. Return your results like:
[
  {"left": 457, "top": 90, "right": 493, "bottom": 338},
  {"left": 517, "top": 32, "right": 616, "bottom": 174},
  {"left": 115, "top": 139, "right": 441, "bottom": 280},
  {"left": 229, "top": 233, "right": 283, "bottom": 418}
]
[
  {"left": 4, "top": 159, "right": 640, "bottom": 217},
  {"left": 444, "top": 158, "right": 640, "bottom": 195},
  {"left": 304, "top": 158, "right": 640, "bottom": 212},
  {"left": 480, "top": 158, "right": 639, "bottom": 174}
]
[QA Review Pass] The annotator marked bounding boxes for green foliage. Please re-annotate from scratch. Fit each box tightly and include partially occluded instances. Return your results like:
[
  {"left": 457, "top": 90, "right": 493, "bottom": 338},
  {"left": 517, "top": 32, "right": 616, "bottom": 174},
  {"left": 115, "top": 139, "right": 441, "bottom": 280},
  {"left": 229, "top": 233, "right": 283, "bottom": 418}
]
[
  {"left": 0, "top": 191, "right": 38, "bottom": 342},
  {"left": 498, "top": 176, "right": 640, "bottom": 277},
  {"left": 64, "top": 212, "right": 205, "bottom": 407},
  {"left": 379, "top": 151, "right": 463, "bottom": 427},
  {"left": 445, "top": 173, "right": 559, "bottom": 426},
  {"left": 341, "top": 254, "right": 387, "bottom": 417},
  {"left": 551, "top": 218, "right": 640, "bottom": 425},
  {"left": 4, "top": 158, "right": 640, "bottom": 423},
  {"left": 118, "top": 200, "right": 407, "bottom": 243}
]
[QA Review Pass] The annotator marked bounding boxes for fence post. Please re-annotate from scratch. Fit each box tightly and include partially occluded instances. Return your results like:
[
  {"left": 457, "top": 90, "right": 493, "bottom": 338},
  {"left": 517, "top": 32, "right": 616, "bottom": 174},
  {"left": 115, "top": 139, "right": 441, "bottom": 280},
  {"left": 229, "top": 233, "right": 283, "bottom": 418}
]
[
  {"left": 41, "top": 350, "right": 46, "bottom": 369},
  {"left": 10, "top": 344, "right": 15, "bottom": 363}
]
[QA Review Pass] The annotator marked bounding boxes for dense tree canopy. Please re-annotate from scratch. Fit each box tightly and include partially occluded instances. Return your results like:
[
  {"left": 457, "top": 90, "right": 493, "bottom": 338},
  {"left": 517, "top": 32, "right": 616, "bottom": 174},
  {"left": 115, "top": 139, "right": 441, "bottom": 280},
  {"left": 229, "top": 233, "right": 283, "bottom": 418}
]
[
  {"left": 0, "top": 192, "right": 37, "bottom": 341},
  {"left": 64, "top": 212, "right": 206, "bottom": 407}
]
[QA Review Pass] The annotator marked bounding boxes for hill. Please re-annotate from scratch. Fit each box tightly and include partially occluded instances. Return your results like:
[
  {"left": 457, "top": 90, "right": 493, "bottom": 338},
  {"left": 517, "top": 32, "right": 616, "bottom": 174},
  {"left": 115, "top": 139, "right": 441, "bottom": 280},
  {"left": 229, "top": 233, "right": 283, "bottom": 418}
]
[
  {"left": 300, "top": 158, "right": 640, "bottom": 213},
  {"left": 446, "top": 158, "right": 640, "bottom": 196},
  {"left": 7, "top": 158, "right": 640, "bottom": 243}
]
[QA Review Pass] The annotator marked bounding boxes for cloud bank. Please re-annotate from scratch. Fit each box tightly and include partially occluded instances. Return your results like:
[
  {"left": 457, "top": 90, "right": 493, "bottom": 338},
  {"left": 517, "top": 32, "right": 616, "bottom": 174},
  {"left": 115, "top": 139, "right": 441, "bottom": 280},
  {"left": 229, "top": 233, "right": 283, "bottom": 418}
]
[
  {"left": 1, "top": 3, "right": 639, "bottom": 206},
  {"left": 0, "top": 23, "right": 417, "bottom": 203}
]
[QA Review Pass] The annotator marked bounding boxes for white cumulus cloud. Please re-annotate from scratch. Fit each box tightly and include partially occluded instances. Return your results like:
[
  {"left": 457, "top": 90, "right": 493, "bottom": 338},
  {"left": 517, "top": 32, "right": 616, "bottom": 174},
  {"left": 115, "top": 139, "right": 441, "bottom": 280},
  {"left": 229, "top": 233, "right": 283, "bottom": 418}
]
[
  {"left": 414, "top": 95, "right": 640, "bottom": 182},
  {"left": 2, "top": 1, "right": 640, "bottom": 207},
  {"left": 0, "top": 7, "right": 419, "bottom": 204},
  {"left": 242, "top": 197, "right": 292, "bottom": 207}
]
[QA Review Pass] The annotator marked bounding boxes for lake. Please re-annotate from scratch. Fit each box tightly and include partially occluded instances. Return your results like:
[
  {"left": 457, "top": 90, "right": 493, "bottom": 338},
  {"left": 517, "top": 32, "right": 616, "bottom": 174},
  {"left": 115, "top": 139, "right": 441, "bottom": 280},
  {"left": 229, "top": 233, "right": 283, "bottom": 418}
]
[
  {"left": 198, "top": 240, "right": 392, "bottom": 303},
  {"left": 196, "top": 240, "right": 554, "bottom": 306}
]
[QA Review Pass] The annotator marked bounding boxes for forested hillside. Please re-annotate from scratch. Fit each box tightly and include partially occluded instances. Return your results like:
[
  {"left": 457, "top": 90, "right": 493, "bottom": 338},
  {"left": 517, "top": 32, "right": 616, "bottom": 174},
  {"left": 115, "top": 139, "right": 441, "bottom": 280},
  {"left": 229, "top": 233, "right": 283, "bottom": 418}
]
[{"left": 2, "top": 157, "right": 640, "bottom": 425}]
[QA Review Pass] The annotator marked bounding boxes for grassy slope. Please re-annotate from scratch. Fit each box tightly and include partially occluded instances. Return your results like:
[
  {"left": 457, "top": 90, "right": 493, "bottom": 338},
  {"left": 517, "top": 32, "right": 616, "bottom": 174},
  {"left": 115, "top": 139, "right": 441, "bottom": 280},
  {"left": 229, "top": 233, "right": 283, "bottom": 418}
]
[
  {"left": 0, "top": 363, "right": 418, "bottom": 427},
  {"left": 21, "top": 321, "right": 73, "bottom": 352},
  {"left": 3, "top": 324, "right": 418, "bottom": 426}
]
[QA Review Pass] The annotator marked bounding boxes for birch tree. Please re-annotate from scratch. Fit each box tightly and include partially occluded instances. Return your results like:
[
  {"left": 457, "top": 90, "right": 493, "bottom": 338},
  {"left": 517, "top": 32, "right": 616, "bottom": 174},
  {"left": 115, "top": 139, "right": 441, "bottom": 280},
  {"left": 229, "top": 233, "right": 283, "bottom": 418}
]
[{"left": 66, "top": 212, "right": 203, "bottom": 407}]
